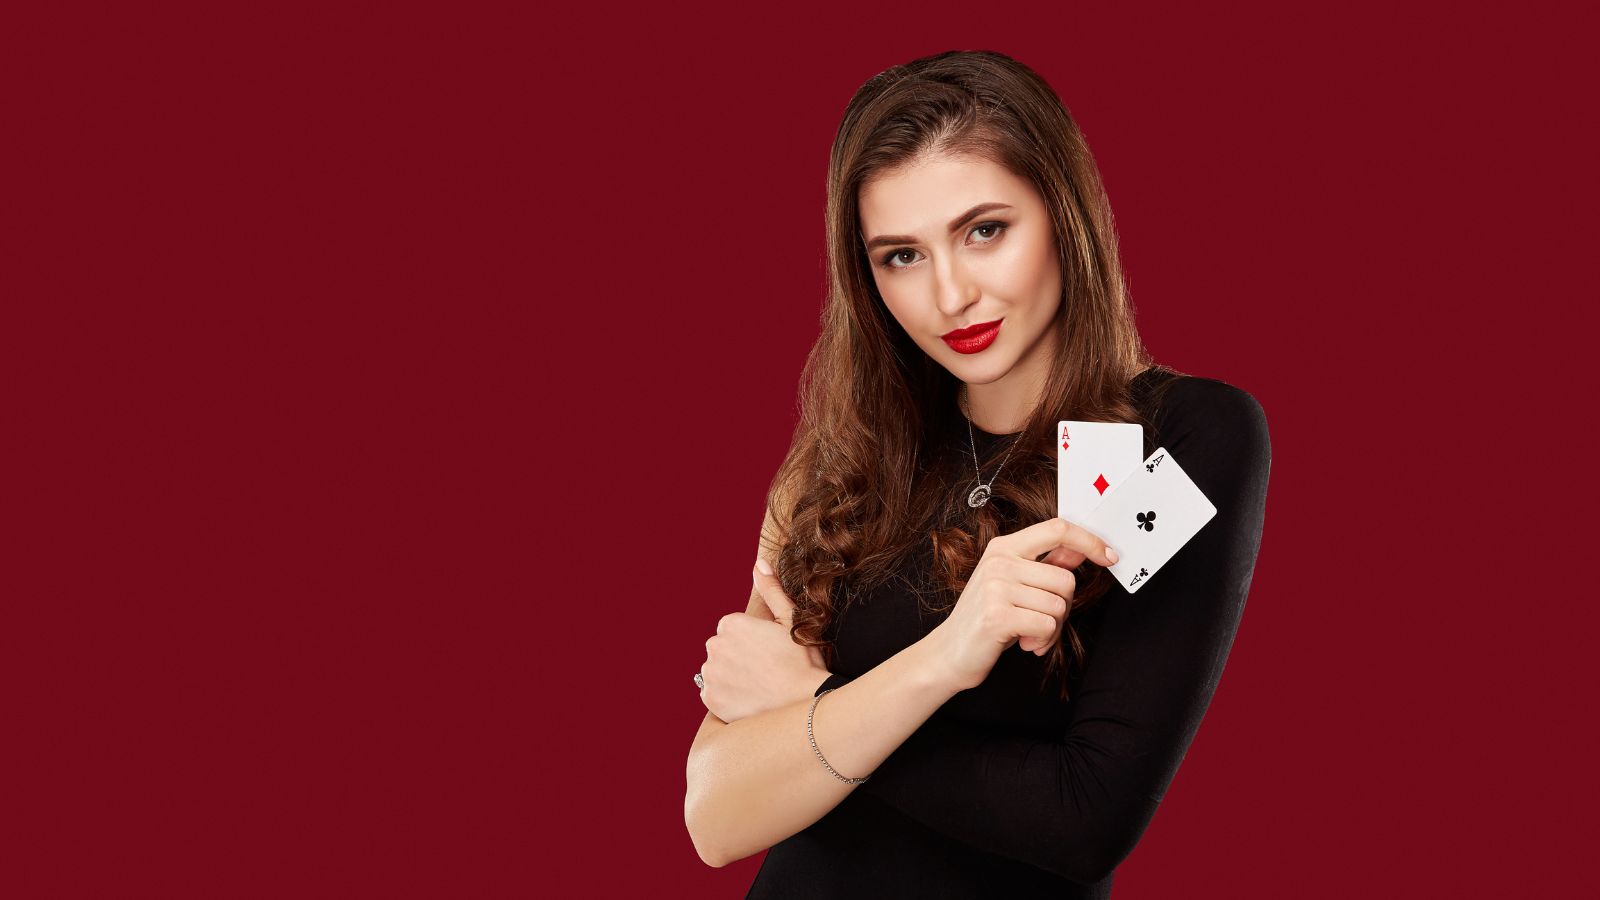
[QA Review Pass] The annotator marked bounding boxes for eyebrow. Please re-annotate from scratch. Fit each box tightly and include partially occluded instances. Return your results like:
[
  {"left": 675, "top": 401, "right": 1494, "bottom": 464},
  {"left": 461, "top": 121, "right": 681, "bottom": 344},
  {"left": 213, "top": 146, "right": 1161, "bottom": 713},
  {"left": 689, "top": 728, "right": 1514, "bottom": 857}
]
[{"left": 863, "top": 202, "right": 1014, "bottom": 251}]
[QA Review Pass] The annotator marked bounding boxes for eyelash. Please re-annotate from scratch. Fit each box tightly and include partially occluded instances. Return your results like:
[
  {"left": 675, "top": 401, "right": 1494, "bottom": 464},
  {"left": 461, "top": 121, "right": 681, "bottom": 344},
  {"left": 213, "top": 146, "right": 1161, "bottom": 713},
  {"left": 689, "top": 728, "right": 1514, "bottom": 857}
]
[{"left": 878, "top": 221, "right": 1009, "bottom": 271}]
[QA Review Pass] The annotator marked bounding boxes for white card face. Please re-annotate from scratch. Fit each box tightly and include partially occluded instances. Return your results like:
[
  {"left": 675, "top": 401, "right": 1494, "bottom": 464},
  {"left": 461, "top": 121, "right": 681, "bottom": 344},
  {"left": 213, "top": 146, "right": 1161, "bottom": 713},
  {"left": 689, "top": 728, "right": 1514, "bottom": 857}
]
[
  {"left": 1057, "top": 420, "right": 1145, "bottom": 527},
  {"left": 1081, "top": 446, "right": 1217, "bottom": 594}
]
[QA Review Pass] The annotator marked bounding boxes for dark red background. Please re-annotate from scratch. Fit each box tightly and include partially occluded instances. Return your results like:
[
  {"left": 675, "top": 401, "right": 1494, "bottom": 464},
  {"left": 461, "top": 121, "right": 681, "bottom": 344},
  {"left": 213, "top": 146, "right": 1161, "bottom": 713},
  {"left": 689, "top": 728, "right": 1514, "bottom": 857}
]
[{"left": 7, "top": 2, "right": 1594, "bottom": 896}]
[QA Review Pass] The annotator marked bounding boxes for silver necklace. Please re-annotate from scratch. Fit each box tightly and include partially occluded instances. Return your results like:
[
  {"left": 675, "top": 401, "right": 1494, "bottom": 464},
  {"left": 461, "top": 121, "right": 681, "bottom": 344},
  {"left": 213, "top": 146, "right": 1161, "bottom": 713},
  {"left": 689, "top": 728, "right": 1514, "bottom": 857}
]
[{"left": 960, "top": 388, "right": 1020, "bottom": 508}]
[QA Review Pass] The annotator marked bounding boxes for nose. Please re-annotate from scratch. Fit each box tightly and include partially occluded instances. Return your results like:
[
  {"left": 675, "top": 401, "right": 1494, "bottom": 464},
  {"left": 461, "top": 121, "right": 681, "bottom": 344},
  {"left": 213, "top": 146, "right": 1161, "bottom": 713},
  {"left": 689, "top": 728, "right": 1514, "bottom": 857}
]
[{"left": 935, "top": 253, "right": 980, "bottom": 319}]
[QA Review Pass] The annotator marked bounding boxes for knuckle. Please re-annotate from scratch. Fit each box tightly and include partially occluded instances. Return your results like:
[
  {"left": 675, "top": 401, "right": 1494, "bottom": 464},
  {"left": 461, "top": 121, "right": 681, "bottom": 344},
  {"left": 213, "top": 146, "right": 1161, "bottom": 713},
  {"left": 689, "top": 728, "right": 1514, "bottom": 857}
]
[
  {"left": 975, "top": 597, "right": 1003, "bottom": 626},
  {"left": 983, "top": 576, "right": 1008, "bottom": 603}
]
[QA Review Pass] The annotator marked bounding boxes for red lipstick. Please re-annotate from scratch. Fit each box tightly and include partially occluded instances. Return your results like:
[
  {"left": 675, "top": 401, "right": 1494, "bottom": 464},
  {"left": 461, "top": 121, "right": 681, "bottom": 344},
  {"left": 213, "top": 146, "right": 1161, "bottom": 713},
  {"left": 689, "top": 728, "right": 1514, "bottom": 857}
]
[{"left": 941, "top": 319, "right": 1002, "bottom": 354}]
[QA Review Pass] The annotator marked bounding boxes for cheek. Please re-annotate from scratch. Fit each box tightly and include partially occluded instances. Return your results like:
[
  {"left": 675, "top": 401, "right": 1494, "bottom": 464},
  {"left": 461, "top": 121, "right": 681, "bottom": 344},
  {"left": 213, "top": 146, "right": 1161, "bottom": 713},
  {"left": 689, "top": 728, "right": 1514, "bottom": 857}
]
[
  {"left": 875, "top": 284, "right": 919, "bottom": 329},
  {"left": 994, "top": 234, "right": 1059, "bottom": 306}
]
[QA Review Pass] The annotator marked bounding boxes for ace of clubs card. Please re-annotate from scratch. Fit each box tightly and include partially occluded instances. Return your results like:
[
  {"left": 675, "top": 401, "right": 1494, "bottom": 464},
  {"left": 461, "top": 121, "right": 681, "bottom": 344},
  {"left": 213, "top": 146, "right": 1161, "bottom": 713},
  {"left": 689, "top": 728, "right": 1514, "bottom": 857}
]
[{"left": 1082, "top": 446, "right": 1217, "bottom": 593}]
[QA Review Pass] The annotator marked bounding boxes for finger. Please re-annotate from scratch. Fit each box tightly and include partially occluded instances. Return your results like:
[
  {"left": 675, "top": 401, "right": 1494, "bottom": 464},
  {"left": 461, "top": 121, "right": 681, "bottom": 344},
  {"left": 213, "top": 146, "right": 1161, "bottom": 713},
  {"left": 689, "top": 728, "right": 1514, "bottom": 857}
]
[
  {"left": 1006, "top": 606, "right": 1058, "bottom": 650},
  {"left": 1010, "top": 580, "right": 1069, "bottom": 656},
  {"left": 1036, "top": 544, "right": 1087, "bottom": 570},
  {"left": 1008, "top": 581, "right": 1071, "bottom": 623},
  {"left": 753, "top": 558, "right": 796, "bottom": 624},
  {"left": 1032, "top": 624, "right": 1063, "bottom": 656},
  {"left": 1020, "top": 634, "right": 1056, "bottom": 655},
  {"left": 1012, "top": 557, "right": 1077, "bottom": 607},
  {"left": 998, "top": 518, "right": 1118, "bottom": 567},
  {"left": 1024, "top": 628, "right": 1065, "bottom": 654}
]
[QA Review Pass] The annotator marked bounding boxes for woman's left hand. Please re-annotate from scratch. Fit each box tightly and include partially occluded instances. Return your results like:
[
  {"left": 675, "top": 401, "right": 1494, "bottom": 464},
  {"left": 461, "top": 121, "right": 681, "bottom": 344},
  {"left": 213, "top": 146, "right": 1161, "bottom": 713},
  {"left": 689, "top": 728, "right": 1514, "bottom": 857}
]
[{"left": 699, "top": 560, "right": 830, "bottom": 724}]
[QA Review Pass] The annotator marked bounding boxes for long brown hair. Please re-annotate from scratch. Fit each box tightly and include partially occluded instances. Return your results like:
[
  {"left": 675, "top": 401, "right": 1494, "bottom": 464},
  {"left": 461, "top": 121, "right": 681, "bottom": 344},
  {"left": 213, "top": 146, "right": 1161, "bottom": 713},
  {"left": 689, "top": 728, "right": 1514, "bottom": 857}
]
[{"left": 764, "top": 50, "right": 1177, "bottom": 700}]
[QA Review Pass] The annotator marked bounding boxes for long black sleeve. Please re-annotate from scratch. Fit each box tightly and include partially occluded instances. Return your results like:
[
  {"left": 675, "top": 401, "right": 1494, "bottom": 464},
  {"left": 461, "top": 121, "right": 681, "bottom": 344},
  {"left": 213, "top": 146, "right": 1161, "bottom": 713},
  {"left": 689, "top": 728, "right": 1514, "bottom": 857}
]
[{"left": 814, "top": 379, "right": 1271, "bottom": 884}]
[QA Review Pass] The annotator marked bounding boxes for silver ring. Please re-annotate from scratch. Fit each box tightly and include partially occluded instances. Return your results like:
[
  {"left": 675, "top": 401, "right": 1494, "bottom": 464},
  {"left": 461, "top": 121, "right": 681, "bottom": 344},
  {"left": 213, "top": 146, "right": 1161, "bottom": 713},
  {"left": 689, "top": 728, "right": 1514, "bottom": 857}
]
[{"left": 693, "top": 672, "right": 705, "bottom": 690}]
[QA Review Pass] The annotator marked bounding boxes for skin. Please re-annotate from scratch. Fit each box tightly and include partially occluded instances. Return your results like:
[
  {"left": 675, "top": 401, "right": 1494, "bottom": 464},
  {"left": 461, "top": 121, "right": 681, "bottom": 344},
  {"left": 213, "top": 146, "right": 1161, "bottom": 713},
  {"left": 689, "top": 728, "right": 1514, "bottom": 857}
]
[
  {"left": 697, "top": 559, "right": 828, "bottom": 725},
  {"left": 697, "top": 151, "right": 1090, "bottom": 724},
  {"left": 686, "top": 150, "right": 1122, "bottom": 867},
  {"left": 688, "top": 520, "right": 1117, "bottom": 866},
  {"left": 858, "top": 149, "right": 1065, "bottom": 435}
]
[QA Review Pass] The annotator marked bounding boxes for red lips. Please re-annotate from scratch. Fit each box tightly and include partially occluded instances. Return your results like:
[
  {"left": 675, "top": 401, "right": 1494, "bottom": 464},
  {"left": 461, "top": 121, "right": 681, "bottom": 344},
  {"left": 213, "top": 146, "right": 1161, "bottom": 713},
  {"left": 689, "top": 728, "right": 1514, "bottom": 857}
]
[
  {"left": 941, "top": 319, "right": 1002, "bottom": 354},
  {"left": 942, "top": 319, "right": 1003, "bottom": 340}
]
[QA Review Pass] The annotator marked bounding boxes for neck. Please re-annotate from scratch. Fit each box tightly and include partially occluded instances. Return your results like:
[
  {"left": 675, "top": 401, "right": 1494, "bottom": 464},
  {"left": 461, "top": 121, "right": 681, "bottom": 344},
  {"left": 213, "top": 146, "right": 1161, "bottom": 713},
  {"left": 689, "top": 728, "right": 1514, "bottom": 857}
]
[
  {"left": 959, "top": 327, "right": 1060, "bottom": 433},
  {"left": 960, "top": 380, "right": 1038, "bottom": 435}
]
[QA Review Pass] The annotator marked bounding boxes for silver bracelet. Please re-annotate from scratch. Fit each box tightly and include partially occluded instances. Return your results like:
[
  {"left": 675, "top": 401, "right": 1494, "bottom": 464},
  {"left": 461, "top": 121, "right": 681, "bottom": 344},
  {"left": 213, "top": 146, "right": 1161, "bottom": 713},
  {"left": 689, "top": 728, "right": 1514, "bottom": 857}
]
[{"left": 808, "top": 688, "right": 871, "bottom": 784}]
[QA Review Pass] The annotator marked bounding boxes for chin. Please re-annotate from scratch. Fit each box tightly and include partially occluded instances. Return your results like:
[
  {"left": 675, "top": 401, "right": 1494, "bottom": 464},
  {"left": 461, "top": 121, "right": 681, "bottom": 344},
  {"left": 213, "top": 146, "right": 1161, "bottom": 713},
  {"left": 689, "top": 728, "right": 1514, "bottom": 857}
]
[{"left": 954, "top": 358, "right": 1012, "bottom": 383}]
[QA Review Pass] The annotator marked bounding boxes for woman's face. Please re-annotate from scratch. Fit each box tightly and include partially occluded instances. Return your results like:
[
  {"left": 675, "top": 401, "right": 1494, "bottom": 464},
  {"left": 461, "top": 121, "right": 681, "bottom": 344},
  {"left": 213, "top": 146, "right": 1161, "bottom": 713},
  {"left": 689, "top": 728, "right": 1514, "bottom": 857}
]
[{"left": 858, "top": 151, "right": 1063, "bottom": 400}]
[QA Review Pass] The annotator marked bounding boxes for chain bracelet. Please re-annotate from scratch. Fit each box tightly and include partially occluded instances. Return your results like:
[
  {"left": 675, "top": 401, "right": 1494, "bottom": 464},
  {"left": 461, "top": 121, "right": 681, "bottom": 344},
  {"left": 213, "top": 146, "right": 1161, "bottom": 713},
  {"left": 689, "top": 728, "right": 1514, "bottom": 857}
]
[{"left": 808, "top": 688, "right": 871, "bottom": 784}]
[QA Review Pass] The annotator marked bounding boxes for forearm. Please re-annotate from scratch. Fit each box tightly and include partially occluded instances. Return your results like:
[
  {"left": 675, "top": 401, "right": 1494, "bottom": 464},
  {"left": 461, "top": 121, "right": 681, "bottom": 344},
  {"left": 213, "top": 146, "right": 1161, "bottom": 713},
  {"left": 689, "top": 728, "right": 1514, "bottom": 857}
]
[{"left": 685, "top": 635, "right": 958, "bottom": 867}]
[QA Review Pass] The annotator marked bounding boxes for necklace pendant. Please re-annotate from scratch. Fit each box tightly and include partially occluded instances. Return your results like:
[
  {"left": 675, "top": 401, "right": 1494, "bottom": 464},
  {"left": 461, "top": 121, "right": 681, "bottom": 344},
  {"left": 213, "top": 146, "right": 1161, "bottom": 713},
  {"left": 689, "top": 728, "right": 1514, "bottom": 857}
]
[{"left": 967, "top": 483, "right": 992, "bottom": 508}]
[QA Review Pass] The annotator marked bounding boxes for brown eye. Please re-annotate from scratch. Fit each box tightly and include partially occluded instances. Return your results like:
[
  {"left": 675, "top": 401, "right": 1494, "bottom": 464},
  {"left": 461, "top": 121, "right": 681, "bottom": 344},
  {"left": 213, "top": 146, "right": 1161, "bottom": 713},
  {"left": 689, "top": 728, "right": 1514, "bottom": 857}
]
[
  {"left": 972, "top": 221, "right": 1007, "bottom": 242},
  {"left": 879, "top": 222, "right": 1006, "bottom": 272},
  {"left": 882, "top": 248, "right": 917, "bottom": 269}
]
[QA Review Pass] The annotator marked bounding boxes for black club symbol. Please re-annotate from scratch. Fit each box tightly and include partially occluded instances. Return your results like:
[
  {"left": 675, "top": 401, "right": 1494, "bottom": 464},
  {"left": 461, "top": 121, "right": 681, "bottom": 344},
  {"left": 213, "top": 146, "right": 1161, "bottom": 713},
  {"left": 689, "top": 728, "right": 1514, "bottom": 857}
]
[{"left": 1135, "top": 510, "right": 1157, "bottom": 532}]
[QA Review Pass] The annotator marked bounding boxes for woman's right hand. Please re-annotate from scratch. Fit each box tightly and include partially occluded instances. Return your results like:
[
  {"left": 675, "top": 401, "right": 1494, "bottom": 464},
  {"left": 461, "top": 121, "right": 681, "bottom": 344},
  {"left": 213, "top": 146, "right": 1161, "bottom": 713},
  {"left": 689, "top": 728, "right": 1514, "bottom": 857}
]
[{"left": 924, "top": 518, "right": 1120, "bottom": 693}]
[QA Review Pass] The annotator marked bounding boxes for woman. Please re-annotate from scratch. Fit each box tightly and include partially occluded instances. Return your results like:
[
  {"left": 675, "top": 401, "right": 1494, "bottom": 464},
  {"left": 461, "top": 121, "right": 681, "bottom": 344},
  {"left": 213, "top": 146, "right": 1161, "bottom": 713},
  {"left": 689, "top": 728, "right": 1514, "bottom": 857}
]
[{"left": 684, "top": 49, "right": 1271, "bottom": 899}]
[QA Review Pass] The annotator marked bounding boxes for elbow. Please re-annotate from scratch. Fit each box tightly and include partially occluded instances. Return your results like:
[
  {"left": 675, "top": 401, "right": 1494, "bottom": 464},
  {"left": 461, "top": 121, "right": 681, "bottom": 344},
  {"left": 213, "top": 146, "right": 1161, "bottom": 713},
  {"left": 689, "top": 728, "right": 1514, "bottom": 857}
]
[
  {"left": 685, "top": 739, "right": 724, "bottom": 867},
  {"left": 685, "top": 797, "right": 729, "bottom": 868},
  {"left": 693, "top": 836, "right": 729, "bottom": 869},
  {"left": 687, "top": 792, "right": 766, "bottom": 868},
  {"left": 684, "top": 771, "right": 728, "bottom": 868},
  {"left": 684, "top": 735, "right": 767, "bottom": 868}
]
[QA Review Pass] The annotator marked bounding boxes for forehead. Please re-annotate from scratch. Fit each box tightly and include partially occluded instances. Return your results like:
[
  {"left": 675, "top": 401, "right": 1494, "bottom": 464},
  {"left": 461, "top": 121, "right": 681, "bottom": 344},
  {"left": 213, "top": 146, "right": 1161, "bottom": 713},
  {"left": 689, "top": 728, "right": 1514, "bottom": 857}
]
[{"left": 858, "top": 152, "right": 1036, "bottom": 233}]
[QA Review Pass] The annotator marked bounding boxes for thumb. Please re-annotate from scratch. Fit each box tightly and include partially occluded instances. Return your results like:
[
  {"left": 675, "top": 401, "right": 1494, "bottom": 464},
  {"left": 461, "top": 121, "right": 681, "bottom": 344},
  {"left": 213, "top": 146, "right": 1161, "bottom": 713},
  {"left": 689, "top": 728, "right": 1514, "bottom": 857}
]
[{"left": 753, "top": 557, "right": 796, "bottom": 624}]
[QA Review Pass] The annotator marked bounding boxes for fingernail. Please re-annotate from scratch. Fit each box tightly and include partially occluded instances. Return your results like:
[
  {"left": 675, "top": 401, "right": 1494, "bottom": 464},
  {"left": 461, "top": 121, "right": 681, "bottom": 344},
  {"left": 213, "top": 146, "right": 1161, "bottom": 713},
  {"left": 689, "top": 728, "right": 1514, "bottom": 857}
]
[
  {"left": 1106, "top": 547, "right": 1119, "bottom": 564},
  {"left": 755, "top": 557, "right": 773, "bottom": 576}
]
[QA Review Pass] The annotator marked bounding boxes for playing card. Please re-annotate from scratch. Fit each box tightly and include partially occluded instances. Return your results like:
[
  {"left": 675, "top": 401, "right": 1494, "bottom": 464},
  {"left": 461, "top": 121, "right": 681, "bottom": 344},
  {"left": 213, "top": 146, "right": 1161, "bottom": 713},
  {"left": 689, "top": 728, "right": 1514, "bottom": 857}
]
[
  {"left": 1081, "top": 446, "right": 1217, "bottom": 594},
  {"left": 1057, "top": 420, "right": 1145, "bottom": 527}
]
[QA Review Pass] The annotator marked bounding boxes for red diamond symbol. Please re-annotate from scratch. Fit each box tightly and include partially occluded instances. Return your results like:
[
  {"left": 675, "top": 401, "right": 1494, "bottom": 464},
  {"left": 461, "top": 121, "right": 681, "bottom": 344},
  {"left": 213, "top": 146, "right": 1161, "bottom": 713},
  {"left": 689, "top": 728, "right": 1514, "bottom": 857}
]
[{"left": 1093, "top": 473, "right": 1110, "bottom": 495}]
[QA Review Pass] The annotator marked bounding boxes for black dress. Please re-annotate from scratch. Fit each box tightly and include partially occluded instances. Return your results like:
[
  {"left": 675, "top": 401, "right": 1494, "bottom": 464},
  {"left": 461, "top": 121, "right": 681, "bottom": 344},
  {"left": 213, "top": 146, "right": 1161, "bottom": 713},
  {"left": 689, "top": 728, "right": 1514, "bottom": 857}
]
[{"left": 744, "top": 370, "right": 1272, "bottom": 899}]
